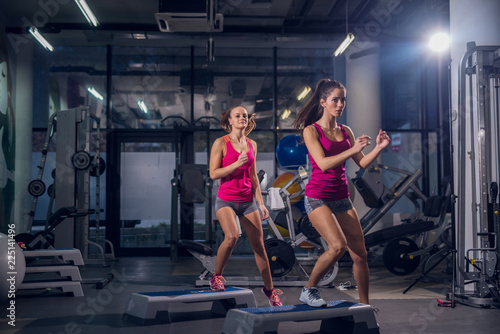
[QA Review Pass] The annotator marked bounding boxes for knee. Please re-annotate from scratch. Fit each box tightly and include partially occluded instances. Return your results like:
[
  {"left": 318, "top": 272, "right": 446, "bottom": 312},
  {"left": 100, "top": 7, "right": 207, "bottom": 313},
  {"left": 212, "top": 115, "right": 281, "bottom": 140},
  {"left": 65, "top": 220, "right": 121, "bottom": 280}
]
[
  {"left": 349, "top": 249, "right": 368, "bottom": 265},
  {"left": 326, "top": 242, "right": 347, "bottom": 258},
  {"left": 223, "top": 233, "right": 239, "bottom": 248}
]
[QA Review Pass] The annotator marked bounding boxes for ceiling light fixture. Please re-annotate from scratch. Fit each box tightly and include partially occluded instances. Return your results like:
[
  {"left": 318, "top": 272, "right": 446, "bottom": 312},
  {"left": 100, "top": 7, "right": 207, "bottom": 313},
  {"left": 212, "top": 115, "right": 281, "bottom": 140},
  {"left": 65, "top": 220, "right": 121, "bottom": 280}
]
[
  {"left": 334, "top": 1, "right": 355, "bottom": 57},
  {"left": 132, "top": 33, "right": 147, "bottom": 40},
  {"left": 297, "top": 87, "right": 311, "bottom": 100},
  {"left": 138, "top": 100, "right": 148, "bottom": 114},
  {"left": 28, "top": 27, "right": 54, "bottom": 52},
  {"left": 74, "top": 0, "right": 100, "bottom": 27},
  {"left": 87, "top": 87, "right": 103, "bottom": 100},
  {"left": 334, "top": 33, "right": 355, "bottom": 57},
  {"left": 281, "top": 109, "right": 291, "bottom": 120}
]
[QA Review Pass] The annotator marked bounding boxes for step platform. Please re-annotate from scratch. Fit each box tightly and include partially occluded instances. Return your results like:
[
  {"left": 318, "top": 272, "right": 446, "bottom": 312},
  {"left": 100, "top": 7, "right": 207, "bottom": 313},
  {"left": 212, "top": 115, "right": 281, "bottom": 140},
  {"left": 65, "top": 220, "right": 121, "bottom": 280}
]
[
  {"left": 23, "top": 248, "right": 84, "bottom": 265},
  {"left": 222, "top": 300, "right": 379, "bottom": 334},
  {"left": 18, "top": 281, "right": 84, "bottom": 297},
  {"left": 123, "top": 287, "right": 256, "bottom": 325},
  {"left": 25, "top": 265, "right": 82, "bottom": 281}
]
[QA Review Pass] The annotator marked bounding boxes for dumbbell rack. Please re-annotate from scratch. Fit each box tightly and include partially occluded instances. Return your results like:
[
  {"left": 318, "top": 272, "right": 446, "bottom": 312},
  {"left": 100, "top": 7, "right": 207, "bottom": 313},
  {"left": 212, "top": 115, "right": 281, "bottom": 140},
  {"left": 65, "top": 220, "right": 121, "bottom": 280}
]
[{"left": 18, "top": 248, "right": 85, "bottom": 297}]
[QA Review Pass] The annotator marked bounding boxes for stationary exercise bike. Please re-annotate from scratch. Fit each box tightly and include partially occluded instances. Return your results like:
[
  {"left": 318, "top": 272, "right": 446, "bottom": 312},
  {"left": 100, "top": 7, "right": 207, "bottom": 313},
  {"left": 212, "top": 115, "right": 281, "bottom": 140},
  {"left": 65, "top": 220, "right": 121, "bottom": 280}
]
[{"left": 179, "top": 167, "right": 338, "bottom": 287}]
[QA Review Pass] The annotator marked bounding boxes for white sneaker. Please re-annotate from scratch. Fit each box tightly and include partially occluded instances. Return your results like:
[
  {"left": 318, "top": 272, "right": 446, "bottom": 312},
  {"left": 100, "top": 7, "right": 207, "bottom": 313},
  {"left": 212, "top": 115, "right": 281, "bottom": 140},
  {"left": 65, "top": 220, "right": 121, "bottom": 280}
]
[{"left": 299, "top": 287, "right": 327, "bottom": 307}]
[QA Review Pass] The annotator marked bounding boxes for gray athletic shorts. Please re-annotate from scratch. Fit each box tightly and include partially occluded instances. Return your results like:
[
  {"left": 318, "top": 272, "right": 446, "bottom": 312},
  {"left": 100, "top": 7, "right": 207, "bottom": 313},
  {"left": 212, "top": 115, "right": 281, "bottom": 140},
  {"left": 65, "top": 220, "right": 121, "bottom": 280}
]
[
  {"left": 215, "top": 197, "right": 258, "bottom": 217},
  {"left": 304, "top": 196, "right": 353, "bottom": 215}
]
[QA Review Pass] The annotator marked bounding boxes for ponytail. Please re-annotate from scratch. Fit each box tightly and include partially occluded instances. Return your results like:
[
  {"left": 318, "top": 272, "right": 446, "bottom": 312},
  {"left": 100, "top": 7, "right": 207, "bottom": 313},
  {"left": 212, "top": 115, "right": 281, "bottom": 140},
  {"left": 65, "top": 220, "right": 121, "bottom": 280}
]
[{"left": 293, "top": 79, "right": 345, "bottom": 136}]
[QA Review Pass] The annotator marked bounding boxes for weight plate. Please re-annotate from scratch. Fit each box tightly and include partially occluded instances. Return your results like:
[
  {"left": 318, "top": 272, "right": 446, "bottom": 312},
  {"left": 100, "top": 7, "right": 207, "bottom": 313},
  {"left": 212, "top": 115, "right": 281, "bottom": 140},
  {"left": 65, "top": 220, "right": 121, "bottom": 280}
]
[
  {"left": 89, "top": 157, "right": 106, "bottom": 177},
  {"left": 72, "top": 151, "right": 91, "bottom": 170},
  {"left": 47, "top": 184, "right": 55, "bottom": 198},
  {"left": 28, "top": 179, "right": 46, "bottom": 197},
  {"left": 298, "top": 215, "right": 321, "bottom": 240},
  {"left": 264, "top": 238, "right": 296, "bottom": 277},
  {"left": 318, "top": 263, "right": 339, "bottom": 287},
  {"left": 383, "top": 237, "right": 421, "bottom": 276},
  {"left": 51, "top": 168, "right": 56, "bottom": 179}
]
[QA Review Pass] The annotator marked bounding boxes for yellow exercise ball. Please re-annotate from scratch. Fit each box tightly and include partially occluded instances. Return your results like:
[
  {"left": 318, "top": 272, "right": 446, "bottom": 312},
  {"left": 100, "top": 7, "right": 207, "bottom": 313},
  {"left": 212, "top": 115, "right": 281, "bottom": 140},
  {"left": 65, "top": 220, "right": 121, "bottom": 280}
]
[
  {"left": 272, "top": 172, "right": 303, "bottom": 204},
  {"left": 269, "top": 224, "right": 290, "bottom": 238}
]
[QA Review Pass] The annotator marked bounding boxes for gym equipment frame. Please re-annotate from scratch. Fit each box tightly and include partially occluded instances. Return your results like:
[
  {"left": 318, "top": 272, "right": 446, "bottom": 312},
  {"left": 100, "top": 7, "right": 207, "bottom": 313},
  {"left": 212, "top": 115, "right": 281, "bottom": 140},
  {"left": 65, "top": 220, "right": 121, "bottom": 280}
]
[
  {"left": 352, "top": 164, "right": 427, "bottom": 235},
  {"left": 455, "top": 43, "right": 500, "bottom": 307},
  {"left": 28, "top": 107, "right": 114, "bottom": 266}
]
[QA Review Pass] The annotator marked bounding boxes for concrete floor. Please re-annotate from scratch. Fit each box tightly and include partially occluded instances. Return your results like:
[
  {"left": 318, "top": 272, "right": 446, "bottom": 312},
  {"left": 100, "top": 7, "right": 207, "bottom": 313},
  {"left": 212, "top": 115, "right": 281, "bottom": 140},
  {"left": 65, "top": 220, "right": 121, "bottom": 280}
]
[{"left": 2, "top": 256, "right": 500, "bottom": 334}]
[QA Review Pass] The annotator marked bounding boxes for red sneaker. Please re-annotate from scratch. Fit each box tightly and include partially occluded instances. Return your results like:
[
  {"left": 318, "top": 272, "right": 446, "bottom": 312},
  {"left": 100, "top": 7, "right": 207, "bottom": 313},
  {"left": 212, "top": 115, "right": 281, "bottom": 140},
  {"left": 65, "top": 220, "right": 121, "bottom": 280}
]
[
  {"left": 210, "top": 275, "right": 226, "bottom": 291},
  {"left": 262, "top": 287, "right": 283, "bottom": 306}
]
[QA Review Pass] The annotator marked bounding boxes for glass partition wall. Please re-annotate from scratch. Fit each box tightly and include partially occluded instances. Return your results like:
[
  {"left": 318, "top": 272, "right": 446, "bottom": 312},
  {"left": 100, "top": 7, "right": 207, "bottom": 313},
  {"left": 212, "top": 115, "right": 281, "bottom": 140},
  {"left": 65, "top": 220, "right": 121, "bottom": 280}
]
[{"left": 31, "top": 42, "right": 442, "bottom": 256}]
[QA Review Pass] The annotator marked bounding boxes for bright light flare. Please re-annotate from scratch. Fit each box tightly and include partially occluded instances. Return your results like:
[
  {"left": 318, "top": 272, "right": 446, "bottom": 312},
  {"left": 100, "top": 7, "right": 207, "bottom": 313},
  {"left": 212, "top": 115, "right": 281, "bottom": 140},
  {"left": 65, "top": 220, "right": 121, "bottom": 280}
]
[{"left": 429, "top": 32, "right": 450, "bottom": 52}]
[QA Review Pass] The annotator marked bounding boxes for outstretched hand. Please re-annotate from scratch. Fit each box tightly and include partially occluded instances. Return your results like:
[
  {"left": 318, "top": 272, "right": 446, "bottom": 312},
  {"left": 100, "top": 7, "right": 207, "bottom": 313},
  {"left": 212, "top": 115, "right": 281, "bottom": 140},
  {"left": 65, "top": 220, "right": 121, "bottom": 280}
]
[
  {"left": 352, "top": 134, "right": 371, "bottom": 153},
  {"left": 376, "top": 129, "right": 391, "bottom": 149}
]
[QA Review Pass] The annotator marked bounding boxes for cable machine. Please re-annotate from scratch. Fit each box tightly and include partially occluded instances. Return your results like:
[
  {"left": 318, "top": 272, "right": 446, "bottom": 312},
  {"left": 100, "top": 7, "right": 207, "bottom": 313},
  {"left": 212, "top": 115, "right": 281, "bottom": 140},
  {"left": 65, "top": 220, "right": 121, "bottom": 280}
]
[{"left": 455, "top": 43, "right": 500, "bottom": 307}]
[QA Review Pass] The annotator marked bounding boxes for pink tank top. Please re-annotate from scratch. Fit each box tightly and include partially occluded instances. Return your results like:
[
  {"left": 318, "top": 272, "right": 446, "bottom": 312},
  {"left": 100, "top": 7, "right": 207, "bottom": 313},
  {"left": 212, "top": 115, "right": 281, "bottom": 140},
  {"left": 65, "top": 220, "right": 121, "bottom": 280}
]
[
  {"left": 305, "top": 123, "right": 350, "bottom": 201},
  {"left": 217, "top": 135, "right": 255, "bottom": 202}
]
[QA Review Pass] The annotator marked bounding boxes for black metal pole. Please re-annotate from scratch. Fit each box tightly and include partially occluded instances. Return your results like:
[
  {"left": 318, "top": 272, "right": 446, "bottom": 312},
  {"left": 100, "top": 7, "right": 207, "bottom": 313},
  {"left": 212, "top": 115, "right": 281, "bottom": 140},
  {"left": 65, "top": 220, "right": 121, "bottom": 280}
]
[{"left": 445, "top": 54, "right": 457, "bottom": 308}]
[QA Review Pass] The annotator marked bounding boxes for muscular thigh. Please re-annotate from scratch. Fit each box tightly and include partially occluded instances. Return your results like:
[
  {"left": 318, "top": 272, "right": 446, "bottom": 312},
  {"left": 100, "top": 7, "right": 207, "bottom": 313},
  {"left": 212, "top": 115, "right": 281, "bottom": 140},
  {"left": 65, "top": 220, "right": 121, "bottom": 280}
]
[
  {"left": 336, "top": 208, "right": 366, "bottom": 255},
  {"left": 239, "top": 210, "right": 264, "bottom": 240},
  {"left": 308, "top": 206, "right": 347, "bottom": 248},
  {"left": 216, "top": 207, "right": 240, "bottom": 236}
]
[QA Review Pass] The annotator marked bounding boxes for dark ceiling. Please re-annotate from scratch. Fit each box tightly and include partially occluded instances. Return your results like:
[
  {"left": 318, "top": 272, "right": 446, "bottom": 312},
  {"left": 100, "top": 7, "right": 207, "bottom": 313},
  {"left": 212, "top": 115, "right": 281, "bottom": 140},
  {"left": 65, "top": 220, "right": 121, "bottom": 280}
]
[
  {"left": 0, "top": 0, "right": 451, "bottom": 129},
  {"left": 1, "top": 0, "right": 450, "bottom": 47}
]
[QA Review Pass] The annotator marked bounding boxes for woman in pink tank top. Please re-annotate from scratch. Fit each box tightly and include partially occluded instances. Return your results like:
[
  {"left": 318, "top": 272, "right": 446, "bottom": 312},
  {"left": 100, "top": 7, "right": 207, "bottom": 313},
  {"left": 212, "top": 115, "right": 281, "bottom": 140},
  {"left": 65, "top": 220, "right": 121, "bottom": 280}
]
[
  {"left": 293, "top": 79, "right": 391, "bottom": 307},
  {"left": 209, "top": 105, "right": 283, "bottom": 306}
]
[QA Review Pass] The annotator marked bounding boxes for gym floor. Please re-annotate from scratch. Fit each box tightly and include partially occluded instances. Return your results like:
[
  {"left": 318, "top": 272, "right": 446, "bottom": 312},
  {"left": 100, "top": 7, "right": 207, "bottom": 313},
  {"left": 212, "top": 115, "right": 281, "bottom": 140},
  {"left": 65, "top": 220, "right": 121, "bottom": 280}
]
[{"left": 2, "top": 256, "right": 500, "bottom": 334}]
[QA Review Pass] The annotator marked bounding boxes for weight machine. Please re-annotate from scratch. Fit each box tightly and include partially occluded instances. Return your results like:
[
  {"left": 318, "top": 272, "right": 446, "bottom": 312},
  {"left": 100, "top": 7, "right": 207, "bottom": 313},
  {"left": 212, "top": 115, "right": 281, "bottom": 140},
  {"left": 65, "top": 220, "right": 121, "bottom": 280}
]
[
  {"left": 351, "top": 165, "right": 455, "bottom": 280},
  {"left": 454, "top": 43, "right": 500, "bottom": 307},
  {"left": 166, "top": 116, "right": 218, "bottom": 261},
  {"left": 352, "top": 164, "right": 427, "bottom": 235},
  {"left": 26, "top": 107, "right": 114, "bottom": 266}
]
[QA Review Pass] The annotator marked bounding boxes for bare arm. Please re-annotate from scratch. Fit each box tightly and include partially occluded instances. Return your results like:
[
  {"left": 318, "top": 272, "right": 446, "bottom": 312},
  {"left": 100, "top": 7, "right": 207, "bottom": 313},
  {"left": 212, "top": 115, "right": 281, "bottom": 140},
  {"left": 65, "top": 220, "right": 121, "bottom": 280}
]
[
  {"left": 303, "top": 125, "right": 370, "bottom": 172},
  {"left": 249, "top": 140, "right": 269, "bottom": 219},
  {"left": 347, "top": 127, "right": 391, "bottom": 169},
  {"left": 209, "top": 137, "right": 248, "bottom": 180}
]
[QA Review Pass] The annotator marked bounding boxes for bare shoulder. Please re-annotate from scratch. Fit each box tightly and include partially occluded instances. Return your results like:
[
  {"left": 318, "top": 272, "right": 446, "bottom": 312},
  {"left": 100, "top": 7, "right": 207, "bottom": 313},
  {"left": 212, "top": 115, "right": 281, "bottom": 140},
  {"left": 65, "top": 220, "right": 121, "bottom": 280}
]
[
  {"left": 303, "top": 124, "right": 319, "bottom": 139},
  {"left": 249, "top": 138, "right": 257, "bottom": 150},
  {"left": 212, "top": 137, "right": 226, "bottom": 150},
  {"left": 341, "top": 124, "right": 355, "bottom": 137}
]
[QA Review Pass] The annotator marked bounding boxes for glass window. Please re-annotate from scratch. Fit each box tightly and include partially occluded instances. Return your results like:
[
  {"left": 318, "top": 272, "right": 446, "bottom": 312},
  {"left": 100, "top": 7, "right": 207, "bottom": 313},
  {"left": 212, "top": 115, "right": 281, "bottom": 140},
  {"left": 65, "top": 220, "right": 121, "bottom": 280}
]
[
  {"left": 119, "top": 142, "right": 175, "bottom": 248},
  {"left": 380, "top": 131, "right": 438, "bottom": 212},
  {"left": 111, "top": 46, "right": 191, "bottom": 128},
  {"left": 276, "top": 48, "right": 334, "bottom": 130},
  {"left": 381, "top": 44, "right": 423, "bottom": 130},
  {"left": 33, "top": 46, "right": 107, "bottom": 128},
  {"left": 193, "top": 46, "right": 274, "bottom": 128}
]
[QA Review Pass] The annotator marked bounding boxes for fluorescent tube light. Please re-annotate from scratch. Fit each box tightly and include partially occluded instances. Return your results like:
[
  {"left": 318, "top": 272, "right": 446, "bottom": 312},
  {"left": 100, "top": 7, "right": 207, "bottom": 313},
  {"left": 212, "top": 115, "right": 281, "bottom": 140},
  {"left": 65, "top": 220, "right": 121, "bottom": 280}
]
[
  {"left": 132, "top": 33, "right": 147, "bottom": 40},
  {"left": 334, "top": 33, "right": 355, "bottom": 57},
  {"left": 281, "top": 109, "right": 291, "bottom": 120},
  {"left": 138, "top": 100, "right": 148, "bottom": 114},
  {"left": 74, "top": 0, "right": 99, "bottom": 27},
  {"left": 297, "top": 87, "right": 311, "bottom": 100},
  {"left": 87, "top": 87, "right": 103, "bottom": 100},
  {"left": 28, "top": 27, "right": 54, "bottom": 52}
]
